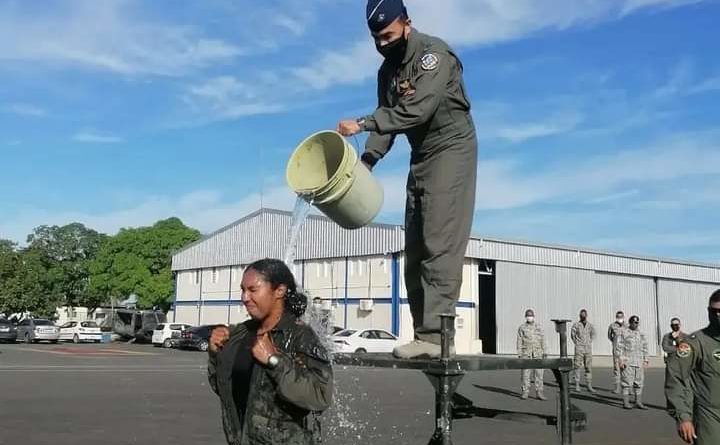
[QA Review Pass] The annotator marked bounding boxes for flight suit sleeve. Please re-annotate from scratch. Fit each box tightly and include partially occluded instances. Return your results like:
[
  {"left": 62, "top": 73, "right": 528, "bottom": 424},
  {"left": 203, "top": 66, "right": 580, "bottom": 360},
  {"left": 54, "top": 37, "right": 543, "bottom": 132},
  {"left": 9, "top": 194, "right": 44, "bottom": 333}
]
[
  {"left": 208, "top": 349, "right": 219, "bottom": 396},
  {"left": 665, "top": 339, "right": 699, "bottom": 423},
  {"left": 362, "top": 71, "right": 396, "bottom": 167},
  {"left": 266, "top": 327, "right": 334, "bottom": 412},
  {"left": 661, "top": 334, "right": 675, "bottom": 355},
  {"left": 363, "top": 50, "right": 452, "bottom": 135}
]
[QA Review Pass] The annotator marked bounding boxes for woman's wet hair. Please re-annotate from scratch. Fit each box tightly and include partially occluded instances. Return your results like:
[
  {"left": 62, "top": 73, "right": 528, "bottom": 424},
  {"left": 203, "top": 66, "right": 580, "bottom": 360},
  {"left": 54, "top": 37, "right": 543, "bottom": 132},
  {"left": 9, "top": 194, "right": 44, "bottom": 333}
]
[{"left": 246, "top": 258, "right": 307, "bottom": 317}]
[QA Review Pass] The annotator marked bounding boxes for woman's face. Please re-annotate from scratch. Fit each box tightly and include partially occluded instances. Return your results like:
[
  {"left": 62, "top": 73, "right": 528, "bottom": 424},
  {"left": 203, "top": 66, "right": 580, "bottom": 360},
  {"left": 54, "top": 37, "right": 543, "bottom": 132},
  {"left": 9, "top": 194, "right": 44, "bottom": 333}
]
[{"left": 241, "top": 269, "right": 285, "bottom": 320}]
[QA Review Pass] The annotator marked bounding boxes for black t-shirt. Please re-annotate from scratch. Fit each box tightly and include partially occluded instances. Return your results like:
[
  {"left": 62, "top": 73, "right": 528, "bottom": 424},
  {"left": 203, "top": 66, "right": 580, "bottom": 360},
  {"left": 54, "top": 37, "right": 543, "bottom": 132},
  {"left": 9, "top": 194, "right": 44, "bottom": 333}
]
[{"left": 232, "top": 331, "right": 256, "bottom": 418}]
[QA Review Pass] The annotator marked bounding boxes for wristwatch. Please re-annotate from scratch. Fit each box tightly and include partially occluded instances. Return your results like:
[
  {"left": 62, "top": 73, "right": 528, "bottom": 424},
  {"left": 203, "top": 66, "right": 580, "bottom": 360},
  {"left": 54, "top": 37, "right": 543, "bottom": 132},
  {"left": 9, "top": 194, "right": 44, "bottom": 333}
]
[
  {"left": 356, "top": 117, "right": 367, "bottom": 131},
  {"left": 267, "top": 354, "right": 281, "bottom": 369}
]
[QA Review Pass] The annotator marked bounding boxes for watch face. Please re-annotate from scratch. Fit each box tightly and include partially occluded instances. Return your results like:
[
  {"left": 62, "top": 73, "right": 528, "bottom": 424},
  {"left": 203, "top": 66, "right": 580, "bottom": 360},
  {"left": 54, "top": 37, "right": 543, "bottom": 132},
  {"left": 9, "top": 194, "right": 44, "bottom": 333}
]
[{"left": 268, "top": 355, "right": 280, "bottom": 368}]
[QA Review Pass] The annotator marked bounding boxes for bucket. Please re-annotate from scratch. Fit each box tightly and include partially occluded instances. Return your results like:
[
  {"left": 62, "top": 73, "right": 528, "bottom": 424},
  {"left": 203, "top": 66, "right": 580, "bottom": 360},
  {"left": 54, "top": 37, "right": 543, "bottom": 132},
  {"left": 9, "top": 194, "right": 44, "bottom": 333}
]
[{"left": 286, "top": 130, "right": 384, "bottom": 229}]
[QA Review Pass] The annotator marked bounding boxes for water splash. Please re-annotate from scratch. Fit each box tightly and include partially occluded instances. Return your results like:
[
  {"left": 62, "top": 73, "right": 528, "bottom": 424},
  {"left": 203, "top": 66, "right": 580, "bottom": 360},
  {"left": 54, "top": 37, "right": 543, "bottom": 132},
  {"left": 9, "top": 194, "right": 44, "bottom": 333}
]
[{"left": 283, "top": 196, "right": 313, "bottom": 267}]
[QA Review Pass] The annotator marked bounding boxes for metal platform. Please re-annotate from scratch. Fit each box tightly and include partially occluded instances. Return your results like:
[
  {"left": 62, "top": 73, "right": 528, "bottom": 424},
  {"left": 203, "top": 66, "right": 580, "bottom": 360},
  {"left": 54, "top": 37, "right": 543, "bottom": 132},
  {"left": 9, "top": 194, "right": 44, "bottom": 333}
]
[{"left": 332, "top": 316, "right": 579, "bottom": 445}]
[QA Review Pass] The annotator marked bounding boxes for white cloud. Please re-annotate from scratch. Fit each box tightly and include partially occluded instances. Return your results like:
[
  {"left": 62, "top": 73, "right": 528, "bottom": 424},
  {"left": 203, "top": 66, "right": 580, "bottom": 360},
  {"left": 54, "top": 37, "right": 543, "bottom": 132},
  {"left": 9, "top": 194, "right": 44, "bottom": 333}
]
[
  {"left": 291, "top": 0, "right": 707, "bottom": 90},
  {"left": 73, "top": 131, "right": 123, "bottom": 144},
  {"left": 273, "top": 14, "right": 307, "bottom": 36},
  {"left": 489, "top": 112, "right": 584, "bottom": 143},
  {"left": 0, "top": 0, "right": 243, "bottom": 76},
  {"left": 2, "top": 103, "right": 46, "bottom": 117},
  {"left": 183, "top": 76, "right": 286, "bottom": 121}
]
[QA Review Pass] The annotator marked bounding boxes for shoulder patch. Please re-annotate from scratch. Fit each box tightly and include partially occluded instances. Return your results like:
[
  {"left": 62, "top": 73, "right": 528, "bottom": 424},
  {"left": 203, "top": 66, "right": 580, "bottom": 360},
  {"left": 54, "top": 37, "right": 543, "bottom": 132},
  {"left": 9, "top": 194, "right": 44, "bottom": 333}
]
[
  {"left": 712, "top": 349, "right": 720, "bottom": 361},
  {"left": 677, "top": 342, "right": 692, "bottom": 358},
  {"left": 421, "top": 53, "right": 439, "bottom": 71}
]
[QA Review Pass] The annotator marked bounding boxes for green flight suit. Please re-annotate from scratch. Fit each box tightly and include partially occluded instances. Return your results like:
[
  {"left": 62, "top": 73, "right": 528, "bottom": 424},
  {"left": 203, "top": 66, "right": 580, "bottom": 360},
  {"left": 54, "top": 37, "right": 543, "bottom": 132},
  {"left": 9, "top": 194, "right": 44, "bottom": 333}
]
[
  {"left": 665, "top": 327, "right": 720, "bottom": 445},
  {"left": 361, "top": 29, "right": 477, "bottom": 344}
]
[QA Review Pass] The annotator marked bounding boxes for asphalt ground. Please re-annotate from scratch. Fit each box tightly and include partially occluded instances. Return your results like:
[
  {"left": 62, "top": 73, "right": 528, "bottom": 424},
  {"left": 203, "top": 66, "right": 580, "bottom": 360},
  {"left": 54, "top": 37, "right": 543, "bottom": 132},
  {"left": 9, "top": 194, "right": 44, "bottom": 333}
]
[{"left": 0, "top": 342, "right": 686, "bottom": 445}]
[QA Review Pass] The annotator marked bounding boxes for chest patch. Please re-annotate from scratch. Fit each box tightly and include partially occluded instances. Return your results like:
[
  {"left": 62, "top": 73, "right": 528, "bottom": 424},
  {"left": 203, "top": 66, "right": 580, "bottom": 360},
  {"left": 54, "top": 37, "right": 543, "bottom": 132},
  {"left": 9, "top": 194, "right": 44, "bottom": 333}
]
[
  {"left": 712, "top": 349, "right": 720, "bottom": 361},
  {"left": 421, "top": 53, "right": 439, "bottom": 71},
  {"left": 396, "top": 79, "right": 415, "bottom": 97},
  {"left": 677, "top": 342, "right": 692, "bottom": 358}
]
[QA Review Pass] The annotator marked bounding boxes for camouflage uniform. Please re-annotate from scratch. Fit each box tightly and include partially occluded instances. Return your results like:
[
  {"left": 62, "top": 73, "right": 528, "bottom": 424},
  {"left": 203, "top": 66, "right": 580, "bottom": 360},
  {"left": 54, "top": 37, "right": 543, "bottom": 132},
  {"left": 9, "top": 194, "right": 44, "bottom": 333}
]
[
  {"left": 607, "top": 321, "right": 627, "bottom": 390},
  {"left": 615, "top": 328, "right": 649, "bottom": 397},
  {"left": 208, "top": 313, "right": 333, "bottom": 445},
  {"left": 571, "top": 321, "right": 596, "bottom": 388},
  {"left": 665, "top": 327, "right": 720, "bottom": 445},
  {"left": 517, "top": 322, "right": 546, "bottom": 395}
]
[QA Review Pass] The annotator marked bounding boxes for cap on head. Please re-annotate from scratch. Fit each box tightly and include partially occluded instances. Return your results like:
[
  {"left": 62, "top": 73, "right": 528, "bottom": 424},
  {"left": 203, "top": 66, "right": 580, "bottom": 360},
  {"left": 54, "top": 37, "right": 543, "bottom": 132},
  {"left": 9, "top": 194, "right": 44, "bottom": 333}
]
[
  {"left": 670, "top": 317, "right": 681, "bottom": 325},
  {"left": 525, "top": 309, "right": 534, "bottom": 317},
  {"left": 367, "top": 0, "right": 407, "bottom": 33},
  {"left": 616, "top": 311, "right": 624, "bottom": 317},
  {"left": 629, "top": 315, "right": 639, "bottom": 324}
]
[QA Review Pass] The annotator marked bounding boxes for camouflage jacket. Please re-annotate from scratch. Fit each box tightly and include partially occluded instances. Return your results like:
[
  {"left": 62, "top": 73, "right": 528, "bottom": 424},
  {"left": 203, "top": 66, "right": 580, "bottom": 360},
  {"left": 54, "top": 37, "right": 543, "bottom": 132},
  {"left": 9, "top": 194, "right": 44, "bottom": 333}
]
[
  {"left": 517, "top": 322, "right": 546, "bottom": 358},
  {"left": 607, "top": 322, "right": 627, "bottom": 350},
  {"left": 208, "top": 313, "right": 333, "bottom": 445},
  {"left": 571, "top": 321, "right": 596, "bottom": 352},
  {"left": 615, "top": 328, "right": 649, "bottom": 367}
]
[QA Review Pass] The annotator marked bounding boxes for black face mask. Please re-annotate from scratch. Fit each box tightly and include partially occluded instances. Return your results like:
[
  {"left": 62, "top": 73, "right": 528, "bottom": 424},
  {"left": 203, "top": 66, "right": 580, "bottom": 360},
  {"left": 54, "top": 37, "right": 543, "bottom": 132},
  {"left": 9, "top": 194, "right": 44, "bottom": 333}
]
[
  {"left": 376, "top": 33, "right": 407, "bottom": 62},
  {"left": 709, "top": 308, "right": 720, "bottom": 331},
  {"left": 671, "top": 324, "right": 680, "bottom": 332}
]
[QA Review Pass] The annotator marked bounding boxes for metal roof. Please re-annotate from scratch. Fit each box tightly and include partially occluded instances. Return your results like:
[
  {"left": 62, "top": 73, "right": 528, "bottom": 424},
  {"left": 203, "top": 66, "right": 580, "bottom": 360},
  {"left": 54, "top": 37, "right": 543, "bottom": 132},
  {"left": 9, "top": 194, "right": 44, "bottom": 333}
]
[{"left": 171, "top": 208, "right": 720, "bottom": 284}]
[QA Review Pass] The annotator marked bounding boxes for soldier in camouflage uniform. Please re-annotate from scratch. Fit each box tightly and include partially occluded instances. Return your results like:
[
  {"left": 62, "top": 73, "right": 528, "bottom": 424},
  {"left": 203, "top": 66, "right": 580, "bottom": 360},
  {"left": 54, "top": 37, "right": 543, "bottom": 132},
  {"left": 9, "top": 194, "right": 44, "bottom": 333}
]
[
  {"left": 207, "top": 259, "right": 333, "bottom": 445},
  {"left": 665, "top": 290, "right": 720, "bottom": 445},
  {"left": 607, "top": 310, "right": 627, "bottom": 394},
  {"left": 615, "top": 315, "right": 649, "bottom": 410},
  {"left": 517, "top": 309, "right": 547, "bottom": 400},
  {"left": 337, "top": 0, "right": 477, "bottom": 359},
  {"left": 571, "top": 309, "right": 596, "bottom": 393}
]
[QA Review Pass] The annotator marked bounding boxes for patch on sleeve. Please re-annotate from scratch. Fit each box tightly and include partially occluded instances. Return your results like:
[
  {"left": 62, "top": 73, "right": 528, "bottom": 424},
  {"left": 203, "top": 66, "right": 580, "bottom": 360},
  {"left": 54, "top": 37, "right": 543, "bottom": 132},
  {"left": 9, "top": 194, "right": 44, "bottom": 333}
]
[
  {"left": 677, "top": 342, "right": 692, "bottom": 358},
  {"left": 712, "top": 349, "right": 720, "bottom": 361},
  {"left": 420, "top": 53, "right": 439, "bottom": 71}
]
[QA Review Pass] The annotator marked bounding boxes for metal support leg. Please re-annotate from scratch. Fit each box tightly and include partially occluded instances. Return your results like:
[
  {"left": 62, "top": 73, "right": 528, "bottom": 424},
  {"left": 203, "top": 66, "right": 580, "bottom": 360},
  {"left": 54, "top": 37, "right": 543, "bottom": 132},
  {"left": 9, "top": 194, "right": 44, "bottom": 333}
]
[
  {"left": 426, "top": 314, "right": 464, "bottom": 445},
  {"left": 552, "top": 319, "right": 572, "bottom": 445}
]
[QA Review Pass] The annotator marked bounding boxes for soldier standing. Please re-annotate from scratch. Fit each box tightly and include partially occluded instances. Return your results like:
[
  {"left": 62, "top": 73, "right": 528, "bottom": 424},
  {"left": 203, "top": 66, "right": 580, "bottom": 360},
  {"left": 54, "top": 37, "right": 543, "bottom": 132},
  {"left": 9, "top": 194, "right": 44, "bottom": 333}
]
[
  {"left": 571, "top": 309, "right": 596, "bottom": 393},
  {"left": 665, "top": 290, "right": 720, "bottom": 445},
  {"left": 337, "top": 0, "right": 477, "bottom": 359},
  {"left": 517, "top": 309, "right": 547, "bottom": 400},
  {"left": 607, "top": 310, "right": 627, "bottom": 394},
  {"left": 616, "top": 315, "right": 649, "bottom": 409},
  {"left": 662, "top": 317, "right": 688, "bottom": 356}
]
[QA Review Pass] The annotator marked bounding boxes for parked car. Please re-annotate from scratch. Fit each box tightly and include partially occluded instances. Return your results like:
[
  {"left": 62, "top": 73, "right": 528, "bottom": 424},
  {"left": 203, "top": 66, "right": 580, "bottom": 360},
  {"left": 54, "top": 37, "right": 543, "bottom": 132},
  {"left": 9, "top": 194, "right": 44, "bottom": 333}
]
[
  {"left": 179, "top": 325, "right": 212, "bottom": 352},
  {"left": 58, "top": 321, "right": 103, "bottom": 343},
  {"left": 331, "top": 328, "right": 399, "bottom": 354},
  {"left": 15, "top": 319, "right": 60, "bottom": 344},
  {"left": 0, "top": 318, "right": 17, "bottom": 343},
  {"left": 152, "top": 323, "right": 192, "bottom": 348}
]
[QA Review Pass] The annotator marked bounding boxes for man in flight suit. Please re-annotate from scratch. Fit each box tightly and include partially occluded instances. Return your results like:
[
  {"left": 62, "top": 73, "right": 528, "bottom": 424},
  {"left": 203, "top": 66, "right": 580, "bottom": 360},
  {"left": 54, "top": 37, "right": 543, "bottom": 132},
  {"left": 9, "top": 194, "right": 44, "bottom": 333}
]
[
  {"left": 665, "top": 290, "right": 720, "bottom": 445},
  {"left": 337, "top": 0, "right": 477, "bottom": 359}
]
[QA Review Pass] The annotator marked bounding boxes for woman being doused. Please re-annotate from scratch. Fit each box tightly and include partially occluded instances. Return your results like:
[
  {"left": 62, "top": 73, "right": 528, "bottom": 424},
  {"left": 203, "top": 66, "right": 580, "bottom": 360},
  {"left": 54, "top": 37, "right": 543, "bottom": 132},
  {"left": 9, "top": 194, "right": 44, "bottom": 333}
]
[{"left": 207, "top": 258, "right": 333, "bottom": 445}]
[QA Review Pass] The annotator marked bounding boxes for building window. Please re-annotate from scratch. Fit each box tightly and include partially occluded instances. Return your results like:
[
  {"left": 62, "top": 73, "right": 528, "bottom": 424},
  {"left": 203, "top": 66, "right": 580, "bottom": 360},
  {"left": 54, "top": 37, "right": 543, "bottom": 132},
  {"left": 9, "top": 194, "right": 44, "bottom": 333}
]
[{"left": 211, "top": 268, "right": 218, "bottom": 284}]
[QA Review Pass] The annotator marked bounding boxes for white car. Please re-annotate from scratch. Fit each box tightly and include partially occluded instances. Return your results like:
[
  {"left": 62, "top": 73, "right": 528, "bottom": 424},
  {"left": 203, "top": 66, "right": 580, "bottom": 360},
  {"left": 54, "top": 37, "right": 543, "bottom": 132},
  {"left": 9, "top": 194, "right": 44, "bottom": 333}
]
[
  {"left": 332, "top": 328, "right": 399, "bottom": 354},
  {"left": 59, "top": 321, "right": 103, "bottom": 343},
  {"left": 152, "top": 323, "right": 192, "bottom": 348}
]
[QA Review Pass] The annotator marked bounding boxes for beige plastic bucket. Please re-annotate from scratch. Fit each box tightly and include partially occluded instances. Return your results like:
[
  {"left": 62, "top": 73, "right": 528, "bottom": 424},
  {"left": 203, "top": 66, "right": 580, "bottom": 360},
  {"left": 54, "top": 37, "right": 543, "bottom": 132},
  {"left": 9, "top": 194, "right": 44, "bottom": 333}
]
[{"left": 286, "top": 130, "right": 384, "bottom": 229}]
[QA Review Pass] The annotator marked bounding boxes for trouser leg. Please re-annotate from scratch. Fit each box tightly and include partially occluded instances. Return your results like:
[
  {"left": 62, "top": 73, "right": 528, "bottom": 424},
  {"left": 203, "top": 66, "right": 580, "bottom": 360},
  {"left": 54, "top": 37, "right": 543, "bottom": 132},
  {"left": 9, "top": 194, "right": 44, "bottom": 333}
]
[
  {"left": 404, "top": 180, "right": 423, "bottom": 337},
  {"left": 584, "top": 352, "right": 593, "bottom": 385},
  {"left": 521, "top": 369, "right": 531, "bottom": 392},
  {"left": 621, "top": 366, "right": 633, "bottom": 395},
  {"left": 534, "top": 368, "right": 544, "bottom": 391},
  {"left": 573, "top": 350, "right": 583, "bottom": 384},
  {"left": 634, "top": 367, "right": 645, "bottom": 394},
  {"left": 407, "top": 143, "right": 477, "bottom": 345}
]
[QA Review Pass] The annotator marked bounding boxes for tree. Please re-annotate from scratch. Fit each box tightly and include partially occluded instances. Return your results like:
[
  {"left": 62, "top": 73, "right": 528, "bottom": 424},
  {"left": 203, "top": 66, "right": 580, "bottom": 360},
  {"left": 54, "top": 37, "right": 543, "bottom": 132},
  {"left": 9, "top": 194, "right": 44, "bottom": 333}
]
[
  {"left": 0, "top": 242, "right": 59, "bottom": 317},
  {"left": 26, "top": 223, "right": 107, "bottom": 310},
  {"left": 89, "top": 218, "right": 200, "bottom": 310}
]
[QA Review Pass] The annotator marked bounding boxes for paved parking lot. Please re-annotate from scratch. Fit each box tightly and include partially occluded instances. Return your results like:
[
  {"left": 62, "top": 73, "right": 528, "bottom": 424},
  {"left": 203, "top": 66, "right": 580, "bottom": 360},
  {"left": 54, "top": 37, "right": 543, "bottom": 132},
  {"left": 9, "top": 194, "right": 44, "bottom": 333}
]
[{"left": 0, "top": 342, "right": 686, "bottom": 445}]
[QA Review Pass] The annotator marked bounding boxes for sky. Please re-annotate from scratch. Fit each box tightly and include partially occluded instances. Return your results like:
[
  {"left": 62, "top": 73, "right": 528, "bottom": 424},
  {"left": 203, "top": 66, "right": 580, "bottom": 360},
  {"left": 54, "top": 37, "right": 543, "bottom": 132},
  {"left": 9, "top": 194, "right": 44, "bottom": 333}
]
[{"left": 1, "top": 0, "right": 719, "bottom": 264}]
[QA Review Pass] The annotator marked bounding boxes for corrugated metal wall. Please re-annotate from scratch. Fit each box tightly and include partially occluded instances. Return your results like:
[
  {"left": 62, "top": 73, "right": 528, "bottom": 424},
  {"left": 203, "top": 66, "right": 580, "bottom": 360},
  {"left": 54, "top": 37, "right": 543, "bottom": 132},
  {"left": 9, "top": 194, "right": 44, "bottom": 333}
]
[
  {"left": 657, "top": 280, "right": 720, "bottom": 335},
  {"left": 496, "top": 262, "right": 658, "bottom": 356}
]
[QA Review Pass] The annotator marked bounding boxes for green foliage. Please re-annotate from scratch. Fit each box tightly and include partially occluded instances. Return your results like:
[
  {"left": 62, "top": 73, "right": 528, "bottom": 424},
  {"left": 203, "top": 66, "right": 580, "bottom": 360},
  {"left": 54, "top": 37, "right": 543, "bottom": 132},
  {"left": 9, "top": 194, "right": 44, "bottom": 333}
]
[
  {"left": 0, "top": 218, "right": 200, "bottom": 316},
  {"left": 89, "top": 218, "right": 200, "bottom": 310}
]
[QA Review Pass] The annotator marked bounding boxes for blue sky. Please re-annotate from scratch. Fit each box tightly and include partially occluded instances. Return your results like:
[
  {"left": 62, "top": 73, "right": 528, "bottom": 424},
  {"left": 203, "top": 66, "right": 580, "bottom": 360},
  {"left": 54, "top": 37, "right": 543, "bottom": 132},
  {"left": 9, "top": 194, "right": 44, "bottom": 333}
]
[{"left": 1, "top": 0, "right": 719, "bottom": 263}]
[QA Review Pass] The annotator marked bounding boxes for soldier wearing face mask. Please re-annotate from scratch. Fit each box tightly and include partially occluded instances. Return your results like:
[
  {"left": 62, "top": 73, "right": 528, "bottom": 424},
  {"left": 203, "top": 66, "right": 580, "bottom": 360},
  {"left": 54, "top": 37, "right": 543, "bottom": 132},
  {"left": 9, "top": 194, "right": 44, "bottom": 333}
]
[
  {"left": 662, "top": 318, "right": 688, "bottom": 357},
  {"left": 608, "top": 310, "right": 628, "bottom": 394},
  {"left": 665, "top": 289, "right": 720, "bottom": 445},
  {"left": 616, "top": 315, "right": 649, "bottom": 410},
  {"left": 336, "top": 0, "right": 477, "bottom": 359},
  {"left": 517, "top": 309, "right": 547, "bottom": 400},
  {"left": 571, "top": 309, "right": 596, "bottom": 393}
]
